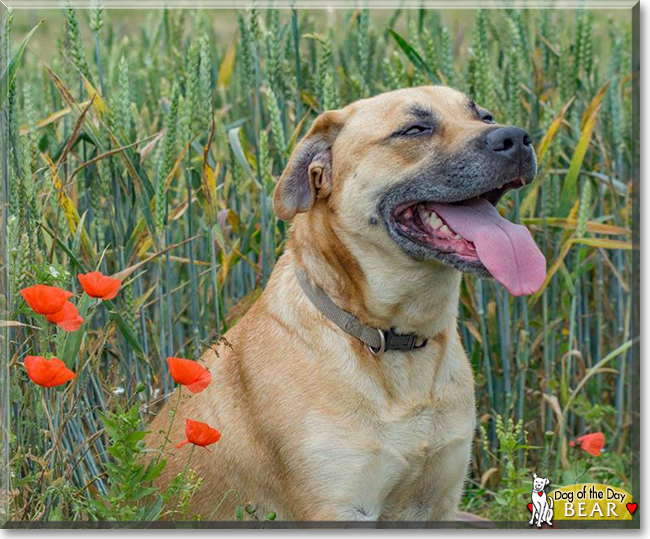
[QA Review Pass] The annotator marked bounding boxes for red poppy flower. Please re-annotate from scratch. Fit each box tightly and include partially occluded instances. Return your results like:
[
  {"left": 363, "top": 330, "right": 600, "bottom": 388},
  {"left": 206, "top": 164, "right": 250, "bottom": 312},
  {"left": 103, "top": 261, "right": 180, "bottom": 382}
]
[
  {"left": 45, "top": 301, "right": 84, "bottom": 332},
  {"left": 570, "top": 432, "right": 605, "bottom": 457},
  {"left": 20, "top": 285, "right": 73, "bottom": 315},
  {"left": 166, "top": 357, "right": 211, "bottom": 393},
  {"left": 24, "top": 356, "right": 76, "bottom": 387},
  {"left": 176, "top": 418, "right": 221, "bottom": 450},
  {"left": 78, "top": 271, "right": 122, "bottom": 300}
]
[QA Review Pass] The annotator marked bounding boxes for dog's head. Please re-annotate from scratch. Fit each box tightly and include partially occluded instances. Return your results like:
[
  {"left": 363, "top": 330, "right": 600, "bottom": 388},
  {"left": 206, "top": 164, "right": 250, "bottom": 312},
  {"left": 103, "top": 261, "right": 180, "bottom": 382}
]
[
  {"left": 274, "top": 86, "right": 545, "bottom": 297},
  {"left": 532, "top": 473, "right": 550, "bottom": 493}
]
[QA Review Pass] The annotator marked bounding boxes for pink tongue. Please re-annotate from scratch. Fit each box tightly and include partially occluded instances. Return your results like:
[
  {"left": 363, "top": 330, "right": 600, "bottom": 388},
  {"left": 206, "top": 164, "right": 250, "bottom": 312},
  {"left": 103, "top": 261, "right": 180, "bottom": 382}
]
[{"left": 431, "top": 198, "right": 546, "bottom": 296}]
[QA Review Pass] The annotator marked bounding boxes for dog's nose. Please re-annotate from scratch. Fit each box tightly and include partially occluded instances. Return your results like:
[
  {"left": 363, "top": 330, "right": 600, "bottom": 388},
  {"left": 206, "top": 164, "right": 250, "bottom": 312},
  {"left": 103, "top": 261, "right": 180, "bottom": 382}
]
[{"left": 485, "top": 126, "right": 532, "bottom": 162}]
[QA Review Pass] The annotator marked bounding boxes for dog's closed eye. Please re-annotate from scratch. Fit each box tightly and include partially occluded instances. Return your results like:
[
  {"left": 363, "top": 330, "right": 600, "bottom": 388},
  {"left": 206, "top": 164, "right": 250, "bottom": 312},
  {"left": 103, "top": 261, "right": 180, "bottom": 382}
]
[
  {"left": 469, "top": 99, "right": 495, "bottom": 124},
  {"left": 479, "top": 111, "right": 494, "bottom": 124},
  {"left": 400, "top": 124, "right": 434, "bottom": 136}
]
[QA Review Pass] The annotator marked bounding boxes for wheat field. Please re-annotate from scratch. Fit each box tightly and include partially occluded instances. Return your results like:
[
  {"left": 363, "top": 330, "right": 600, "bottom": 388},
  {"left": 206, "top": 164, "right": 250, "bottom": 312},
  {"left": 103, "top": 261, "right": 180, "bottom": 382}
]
[{"left": 0, "top": 5, "right": 635, "bottom": 523}]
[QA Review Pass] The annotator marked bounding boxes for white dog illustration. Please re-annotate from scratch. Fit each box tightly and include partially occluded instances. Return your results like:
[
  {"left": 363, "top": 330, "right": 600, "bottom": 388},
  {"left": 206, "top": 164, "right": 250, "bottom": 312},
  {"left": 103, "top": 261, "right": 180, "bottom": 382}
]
[{"left": 529, "top": 473, "right": 554, "bottom": 527}]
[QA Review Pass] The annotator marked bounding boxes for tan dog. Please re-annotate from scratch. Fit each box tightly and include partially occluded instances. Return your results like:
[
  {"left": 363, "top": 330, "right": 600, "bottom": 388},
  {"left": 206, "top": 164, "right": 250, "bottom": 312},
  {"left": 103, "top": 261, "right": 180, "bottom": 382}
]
[{"left": 146, "top": 86, "right": 543, "bottom": 521}]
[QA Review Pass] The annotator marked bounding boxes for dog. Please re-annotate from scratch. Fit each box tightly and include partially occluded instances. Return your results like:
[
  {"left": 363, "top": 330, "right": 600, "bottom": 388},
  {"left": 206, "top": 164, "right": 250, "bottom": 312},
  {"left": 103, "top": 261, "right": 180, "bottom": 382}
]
[
  {"left": 529, "top": 473, "right": 554, "bottom": 527},
  {"left": 146, "top": 86, "right": 544, "bottom": 521}
]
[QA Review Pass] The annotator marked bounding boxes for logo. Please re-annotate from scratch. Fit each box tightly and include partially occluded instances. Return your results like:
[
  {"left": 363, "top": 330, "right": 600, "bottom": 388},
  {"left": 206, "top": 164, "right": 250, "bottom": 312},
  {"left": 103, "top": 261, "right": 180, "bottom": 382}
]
[
  {"left": 528, "top": 473, "right": 554, "bottom": 527},
  {"left": 526, "top": 477, "right": 635, "bottom": 522}
]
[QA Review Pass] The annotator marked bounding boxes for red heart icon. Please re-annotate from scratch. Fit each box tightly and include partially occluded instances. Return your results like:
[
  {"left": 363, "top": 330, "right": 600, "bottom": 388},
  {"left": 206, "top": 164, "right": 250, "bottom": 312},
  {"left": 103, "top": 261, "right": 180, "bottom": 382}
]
[
  {"left": 538, "top": 492, "right": 543, "bottom": 496},
  {"left": 528, "top": 503, "right": 533, "bottom": 512},
  {"left": 627, "top": 503, "right": 637, "bottom": 515}
]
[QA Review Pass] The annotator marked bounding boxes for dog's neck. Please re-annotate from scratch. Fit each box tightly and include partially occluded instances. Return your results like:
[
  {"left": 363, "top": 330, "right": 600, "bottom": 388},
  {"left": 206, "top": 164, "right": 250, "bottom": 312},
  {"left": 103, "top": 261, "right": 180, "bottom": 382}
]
[{"left": 288, "top": 207, "right": 462, "bottom": 340}]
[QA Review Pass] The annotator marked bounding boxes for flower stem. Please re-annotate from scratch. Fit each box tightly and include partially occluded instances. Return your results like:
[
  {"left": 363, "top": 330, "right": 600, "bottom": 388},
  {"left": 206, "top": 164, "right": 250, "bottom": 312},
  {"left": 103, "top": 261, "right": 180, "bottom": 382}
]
[
  {"left": 155, "top": 386, "right": 181, "bottom": 466},
  {"left": 176, "top": 444, "right": 195, "bottom": 519},
  {"left": 181, "top": 444, "right": 195, "bottom": 481},
  {"left": 208, "top": 488, "right": 242, "bottom": 520}
]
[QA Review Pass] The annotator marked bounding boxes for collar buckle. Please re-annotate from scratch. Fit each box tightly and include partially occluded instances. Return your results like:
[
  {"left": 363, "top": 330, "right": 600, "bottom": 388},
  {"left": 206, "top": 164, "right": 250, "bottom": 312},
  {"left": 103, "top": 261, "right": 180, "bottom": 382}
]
[
  {"left": 385, "top": 328, "right": 428, "bottom": 351},
  {"left": 369, "top": 328, "right": 428, "bottom": 354}
]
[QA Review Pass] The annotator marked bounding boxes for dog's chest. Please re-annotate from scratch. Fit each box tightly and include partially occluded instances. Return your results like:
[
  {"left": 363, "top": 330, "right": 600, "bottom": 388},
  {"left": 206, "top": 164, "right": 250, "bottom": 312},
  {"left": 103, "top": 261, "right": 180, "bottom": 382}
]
[
  {"left": 301, "top": 393, "right": 472, "bottom": 520},
  {"left": 295, "top": 331, "right": 475, "bottom": 519}
]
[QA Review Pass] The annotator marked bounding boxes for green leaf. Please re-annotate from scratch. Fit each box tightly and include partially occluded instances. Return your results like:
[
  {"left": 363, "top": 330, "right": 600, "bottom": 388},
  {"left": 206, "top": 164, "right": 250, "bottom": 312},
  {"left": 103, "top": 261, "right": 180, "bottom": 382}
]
[
  {"left": 388, "top": 29, "right": 436, "bottom": 82},
  {"left": 212, "top": 222, "right": 227, "bottom": 252},
  {"left": 40, "top": 223, "right": 93, "bottom": 273},
  {"left": 0, "top": 20, "right": 44, "bottom": 109},
  {"left": 228, "top": 127, "right": 260, "bottom": 189},
  {"left": 107, "top": 307, "right": 147, "bottom": 360},
  {"left": 558, "top": 82, "right": 610, "bottom": 214},
  {"left": 72, "top": 210, "right": 89, "bottom": 255},
  {"left": 126, "top": 431, "right": 147, "bottom": 444},
  {"left": 141, "top": 496, "right": 165, "bottom": 522},
  {"left": 132, "top": 486, "right": 158, "bottom": 501},
  {"left": 144, "top": 460, "right": 167, "bottom": 482}
]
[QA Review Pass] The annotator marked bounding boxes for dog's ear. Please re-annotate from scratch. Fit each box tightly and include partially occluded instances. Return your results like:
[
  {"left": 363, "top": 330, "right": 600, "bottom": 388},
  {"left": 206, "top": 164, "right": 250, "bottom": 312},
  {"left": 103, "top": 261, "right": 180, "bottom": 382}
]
[
  {"left": 532, "top": 473, "right": 538, "bottom": 479},
  {"left": 544, "top": 478, "right": 550, "bottom": 487},
  {"left": 273, "top": 109, "right": 347, "bottom": 220}
]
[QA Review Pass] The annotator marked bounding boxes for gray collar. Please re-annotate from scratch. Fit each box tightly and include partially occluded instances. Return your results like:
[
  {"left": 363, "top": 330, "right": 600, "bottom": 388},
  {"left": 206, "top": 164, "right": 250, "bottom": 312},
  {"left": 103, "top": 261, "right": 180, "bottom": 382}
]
[{"left": 295, "top": 270, "right": 428, "bottom": 355}]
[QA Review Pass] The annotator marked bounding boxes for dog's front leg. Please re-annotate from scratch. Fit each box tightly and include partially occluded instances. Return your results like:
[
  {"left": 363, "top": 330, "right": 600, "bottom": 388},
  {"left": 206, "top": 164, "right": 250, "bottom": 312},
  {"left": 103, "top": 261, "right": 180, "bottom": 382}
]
[
  {"left": 528, "top": 507, "right": 536, "bottom": 526},
  {"left": 384, "top": 435, "right": 472, "bottom": 521}
]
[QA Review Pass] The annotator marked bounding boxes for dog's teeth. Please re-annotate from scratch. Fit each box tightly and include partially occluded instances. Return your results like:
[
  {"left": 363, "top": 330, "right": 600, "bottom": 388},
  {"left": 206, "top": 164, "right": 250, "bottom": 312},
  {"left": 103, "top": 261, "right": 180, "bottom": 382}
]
[
  {"left": 427, "top": 211, "right": 443, "bottom": 230},
  {"left": 454, "top": 234, "right": 461, "bottom": 239},
  {"left": 440, "top": 225, "right": 450, "bottom": 234}
]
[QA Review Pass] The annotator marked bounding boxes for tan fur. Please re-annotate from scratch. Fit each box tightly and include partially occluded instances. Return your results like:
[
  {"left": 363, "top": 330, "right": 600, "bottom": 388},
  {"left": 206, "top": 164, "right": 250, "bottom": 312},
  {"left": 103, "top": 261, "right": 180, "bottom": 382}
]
[{"left": 146, "top": 86, "right": 481, "bottom": 521}]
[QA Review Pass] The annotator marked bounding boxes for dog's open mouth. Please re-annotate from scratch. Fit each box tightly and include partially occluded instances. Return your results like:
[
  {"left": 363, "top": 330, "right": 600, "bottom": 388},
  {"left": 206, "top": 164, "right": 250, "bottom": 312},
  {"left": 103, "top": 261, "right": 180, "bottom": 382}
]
[{"left": 392, "top": 179, "right": 546, "bottom": 297}]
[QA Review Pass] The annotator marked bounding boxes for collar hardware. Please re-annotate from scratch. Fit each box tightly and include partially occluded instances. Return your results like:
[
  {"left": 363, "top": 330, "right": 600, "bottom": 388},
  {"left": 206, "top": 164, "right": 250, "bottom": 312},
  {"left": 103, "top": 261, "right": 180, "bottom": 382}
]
[
  {"left": 373, "top": 328, "right": 428, "bottom": 354},
  {"left": 295, "top": 269, "right": 428, "bottom": 356}
]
